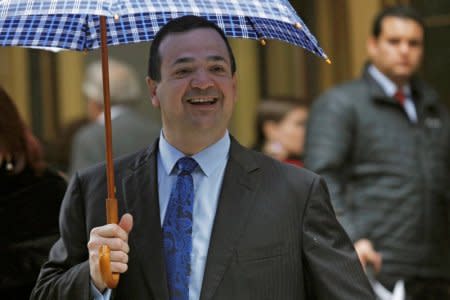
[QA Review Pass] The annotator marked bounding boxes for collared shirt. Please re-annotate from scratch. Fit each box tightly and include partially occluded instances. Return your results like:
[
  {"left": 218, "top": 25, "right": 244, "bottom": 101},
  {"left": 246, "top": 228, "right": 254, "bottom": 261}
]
[
  {"left": 368, "top": 64, "right": 417, "bottom": 123},
  {"left": 92, "top": 131, "right": 230, "bottom": 300},
  {"left": 158, "top": 131, "right": 230, "bottom": 300}
]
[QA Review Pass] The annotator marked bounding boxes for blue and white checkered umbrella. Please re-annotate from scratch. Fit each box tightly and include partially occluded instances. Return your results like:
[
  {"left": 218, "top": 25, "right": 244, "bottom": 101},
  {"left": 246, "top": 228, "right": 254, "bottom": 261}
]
[{"left": 0, "top": 0, "right": 328, "bottom": 60}]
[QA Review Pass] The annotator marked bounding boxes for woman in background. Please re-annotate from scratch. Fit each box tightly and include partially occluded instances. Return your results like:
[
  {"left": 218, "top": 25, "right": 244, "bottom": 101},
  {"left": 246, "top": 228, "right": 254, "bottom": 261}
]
[
  {"left": 254, "top": 97, "right": 309, "bottom": 167},
  {"left": 0, "top": 87, "right": 67, "bottom": 299}
]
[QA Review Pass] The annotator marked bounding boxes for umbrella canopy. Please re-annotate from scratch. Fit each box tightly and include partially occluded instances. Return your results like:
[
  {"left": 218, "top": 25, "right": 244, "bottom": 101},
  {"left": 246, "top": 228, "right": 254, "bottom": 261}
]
[{"left": 1, "top": 0, "right": 328, "bottom": 60}]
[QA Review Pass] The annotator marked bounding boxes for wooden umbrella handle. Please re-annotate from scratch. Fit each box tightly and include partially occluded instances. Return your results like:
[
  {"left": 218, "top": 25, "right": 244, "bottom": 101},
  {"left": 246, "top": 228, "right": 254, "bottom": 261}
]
[
  {"left": 98, "top": 15, "right": 120, "bottom": 289},
  {"left": 99, "top": 197, "right": 120, "bottom": 288},
  {"left": 99, "top": 245, "right": 120, "bottom": 288}
]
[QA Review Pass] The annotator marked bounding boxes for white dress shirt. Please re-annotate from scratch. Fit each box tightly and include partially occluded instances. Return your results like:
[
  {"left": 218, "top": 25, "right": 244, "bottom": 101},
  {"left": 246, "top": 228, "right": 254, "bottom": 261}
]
[{"left": 368, "top": 64, "right": 417, "bottom": 123}]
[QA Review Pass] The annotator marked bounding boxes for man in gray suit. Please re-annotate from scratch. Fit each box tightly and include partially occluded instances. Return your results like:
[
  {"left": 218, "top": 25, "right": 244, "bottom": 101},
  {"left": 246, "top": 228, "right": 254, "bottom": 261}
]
[
  {"left": 69, "top": 58, "right": 160, "bottom": 175},
  {"left": 305, "top": 5, "right": 450, "bottom": 299},
  {"left": 32, "top": 16, "right": 374, "bottom": 300}
]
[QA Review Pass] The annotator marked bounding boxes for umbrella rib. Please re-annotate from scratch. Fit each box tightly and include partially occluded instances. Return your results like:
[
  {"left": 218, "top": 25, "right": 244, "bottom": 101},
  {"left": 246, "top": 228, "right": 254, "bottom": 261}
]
[{"left": 244, "top": 16, "right": 265, "bottom": 44}]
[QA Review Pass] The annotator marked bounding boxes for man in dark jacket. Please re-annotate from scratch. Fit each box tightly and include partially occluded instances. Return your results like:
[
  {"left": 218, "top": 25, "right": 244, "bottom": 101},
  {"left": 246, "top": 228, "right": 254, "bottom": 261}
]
[
  {"left": 31, "top": 16, "right": 374, "bottom": 300},
  {"left": 305, "top": 5, "right": 450, "bottom": 300}
]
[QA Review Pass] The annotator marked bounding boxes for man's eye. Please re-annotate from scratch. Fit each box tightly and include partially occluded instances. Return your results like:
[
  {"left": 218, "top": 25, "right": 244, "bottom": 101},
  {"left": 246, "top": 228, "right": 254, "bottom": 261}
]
[
  {"left": 175, "top": 69, "right": 191, "bottom": 76},
  {"left": 409, "top": 40, "right": 422, "bottom": 47},
  {"left": 388, "top": 39, "right": 400, "bottom": 45},
  {"left": 211, "top": 66, "right": 226, "bottom": 73}
]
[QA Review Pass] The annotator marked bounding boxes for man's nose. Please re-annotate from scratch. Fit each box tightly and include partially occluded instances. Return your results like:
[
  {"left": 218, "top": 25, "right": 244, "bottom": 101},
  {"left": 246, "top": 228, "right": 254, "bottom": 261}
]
[
  {"left": 191, "top": 69, "right": 214, "bottom": 89},
  {"left": 398, "top": 41, "right": 410, "bottom": 54}
]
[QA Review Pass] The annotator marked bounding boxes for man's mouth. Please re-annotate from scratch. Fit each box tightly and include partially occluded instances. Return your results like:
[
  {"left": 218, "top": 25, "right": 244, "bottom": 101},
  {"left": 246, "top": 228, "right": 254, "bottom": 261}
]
[{"left": 186, "top": 97, "right": 218, "bottom": 105}]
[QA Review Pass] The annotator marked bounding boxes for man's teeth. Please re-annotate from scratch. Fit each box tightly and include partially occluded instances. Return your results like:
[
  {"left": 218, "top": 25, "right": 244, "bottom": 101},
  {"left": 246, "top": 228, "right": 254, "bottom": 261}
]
[{"left": 188, "top": 98, "right": 216, "bottom": 103}]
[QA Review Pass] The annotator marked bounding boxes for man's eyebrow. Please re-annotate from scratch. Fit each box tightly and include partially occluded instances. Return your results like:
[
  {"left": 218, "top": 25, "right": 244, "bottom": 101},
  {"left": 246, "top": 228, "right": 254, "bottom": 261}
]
[
  {"left": 207, "top": 55, "right": 228, "bottom": 63},
  {"left": 171, "top": 55, "right": 228, "bottom": 67},
  {"left": 172, "top": 57, "right": 194, "bottom": 67}
]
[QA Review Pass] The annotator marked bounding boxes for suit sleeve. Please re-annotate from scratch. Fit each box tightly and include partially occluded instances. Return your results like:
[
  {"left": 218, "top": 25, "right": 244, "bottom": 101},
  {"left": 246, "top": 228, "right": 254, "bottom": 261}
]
[
  {"left": 304, "top": 90, "right": 358, "bottom": 239},
  {"left": 31, "top": 173, "right": 91, "bottom": 300},
  {"left": 302, "top": 176, "right": 375, "bottom": 299}
]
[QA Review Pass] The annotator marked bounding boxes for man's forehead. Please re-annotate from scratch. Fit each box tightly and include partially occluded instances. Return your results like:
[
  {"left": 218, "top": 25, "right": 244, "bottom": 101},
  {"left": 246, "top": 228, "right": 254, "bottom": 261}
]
[
  {"left": 172, "top": 55, "right": 228, "bottom": 65},
  {"left": 160, "top": 28, "right": 225, "bottom": 47},
  {"left": 159, "top": 28, "right": 230, "bottom": 63},
  {"left": 380, "top": 17, "right": 423, "bottom": 35}
]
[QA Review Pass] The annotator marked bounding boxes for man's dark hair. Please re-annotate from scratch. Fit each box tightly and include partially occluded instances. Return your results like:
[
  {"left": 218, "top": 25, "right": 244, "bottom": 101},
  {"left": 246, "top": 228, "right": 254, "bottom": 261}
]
[
  {"left": 372, "top": 5, "right": 425, "bottom": 38},
  {"left": 148, "top": 15, "right": 237, "bottom": 81}
]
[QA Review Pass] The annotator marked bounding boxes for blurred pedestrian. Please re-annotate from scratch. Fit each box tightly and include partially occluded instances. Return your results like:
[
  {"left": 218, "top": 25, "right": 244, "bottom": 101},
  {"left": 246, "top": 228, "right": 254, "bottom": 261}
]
[
  {"left": 69, "top": 57, "right": 160, "bottom": 175},
  {"left": 0, "top": 86, "right": 67, "bottom": 299},
  {"left": 305, "top": 5, "right": 450, "bottom": 300},
  {"left": 254, "top": 97, "right": 308, "bottom": 166},
  {"left": 45, "top": 116, "right": 90, "bottom": 175}
]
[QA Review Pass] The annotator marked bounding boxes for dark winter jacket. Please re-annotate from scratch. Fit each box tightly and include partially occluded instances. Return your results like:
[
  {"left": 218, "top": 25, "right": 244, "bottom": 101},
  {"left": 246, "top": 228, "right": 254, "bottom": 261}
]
[
  {"left": 304, "top": 67, "right": 450, "bottom": 280},
  {"left": 0, "top": 167, "right": 67, "bottom": 299}
]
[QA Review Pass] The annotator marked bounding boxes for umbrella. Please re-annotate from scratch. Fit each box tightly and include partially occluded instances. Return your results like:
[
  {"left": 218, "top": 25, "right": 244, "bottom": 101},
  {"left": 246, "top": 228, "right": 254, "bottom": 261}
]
[
  {"left": 1, "top": 0, "right": 329, "bottom": 289},
  {"left": 1, "top": 0, "right": 328, "bottom": 58}
]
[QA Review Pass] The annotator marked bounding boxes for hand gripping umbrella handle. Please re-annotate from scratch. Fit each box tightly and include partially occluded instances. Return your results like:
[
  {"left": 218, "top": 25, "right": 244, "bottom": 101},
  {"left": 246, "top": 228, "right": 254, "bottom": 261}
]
[{"left": 99, "top": 197, "right": 120, "bottom": 288}]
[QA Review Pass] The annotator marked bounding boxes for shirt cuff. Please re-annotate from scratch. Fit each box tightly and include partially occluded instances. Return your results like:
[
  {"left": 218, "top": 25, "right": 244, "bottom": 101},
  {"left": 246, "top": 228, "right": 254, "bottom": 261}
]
[{"left": 90, "top": 281, "right": 112, "bottom": 300}]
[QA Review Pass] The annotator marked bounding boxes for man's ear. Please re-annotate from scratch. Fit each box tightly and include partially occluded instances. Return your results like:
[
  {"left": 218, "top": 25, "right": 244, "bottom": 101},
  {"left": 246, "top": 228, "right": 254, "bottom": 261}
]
[
  {"left": 367, "top": 36, "right": 377, "bottom": 59},
  {"left": 146, "top": 76, "right": 160, "bottom": 108},
  {"left": 232, "top": 73, "right": 238, "bottom": 104},
  {"left": 263, "top": 120, "right": 279, "bottom": 140}
]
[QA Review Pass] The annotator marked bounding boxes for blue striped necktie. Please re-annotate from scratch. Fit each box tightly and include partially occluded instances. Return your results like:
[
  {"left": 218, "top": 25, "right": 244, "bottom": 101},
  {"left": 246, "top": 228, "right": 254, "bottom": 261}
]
[{"left": 163, "top": 156, "right": 198, "bottom": 300}]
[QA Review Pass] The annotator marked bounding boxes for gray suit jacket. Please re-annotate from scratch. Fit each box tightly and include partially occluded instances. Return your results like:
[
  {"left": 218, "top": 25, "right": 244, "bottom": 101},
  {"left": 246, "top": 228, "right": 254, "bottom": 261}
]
[
  {"left": 69, "top": 107, "right": 160, "bottom": 175},
  {"left": 32, "top": 137, "right": 374, "bottom": 299}
]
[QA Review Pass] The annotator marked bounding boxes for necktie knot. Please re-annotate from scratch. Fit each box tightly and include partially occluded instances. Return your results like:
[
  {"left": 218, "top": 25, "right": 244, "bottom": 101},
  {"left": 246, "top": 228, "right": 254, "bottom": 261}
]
[
  {"left": 394, "top": 89, "right": 406, "bottom": 105},
  {"left": 176, "top": 157, "right": 198, "bottom": 174}
]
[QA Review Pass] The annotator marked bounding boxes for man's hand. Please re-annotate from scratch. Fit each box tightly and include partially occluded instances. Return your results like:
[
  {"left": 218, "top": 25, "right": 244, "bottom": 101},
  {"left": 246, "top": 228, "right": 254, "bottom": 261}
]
[
  {"left": 354, "top": 238, "right": 382, "bottom": 273},
  {"left": 88, "top": 213, "right": 133, "bottom": 292}
]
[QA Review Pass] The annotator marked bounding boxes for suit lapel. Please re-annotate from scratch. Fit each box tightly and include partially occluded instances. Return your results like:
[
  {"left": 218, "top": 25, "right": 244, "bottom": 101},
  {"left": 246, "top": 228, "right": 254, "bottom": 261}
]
[
  {"left": 200, "top": 139, "right": 260, "bottom": 300},
  {"left": 122, "top": 141, "right": 169, "bottom": 300}
]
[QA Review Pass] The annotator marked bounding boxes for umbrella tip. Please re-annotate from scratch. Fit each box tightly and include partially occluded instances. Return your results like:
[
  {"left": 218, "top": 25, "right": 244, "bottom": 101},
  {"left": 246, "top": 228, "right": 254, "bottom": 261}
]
[
  {"left": 260, "top": 38, "right": 267, "bottom": 46},
  {"left": 326, "top": 58, "right": 332, "bottom": 64},
  {"left": 294, "top": 22, "right": 302, "bottom": 30}
]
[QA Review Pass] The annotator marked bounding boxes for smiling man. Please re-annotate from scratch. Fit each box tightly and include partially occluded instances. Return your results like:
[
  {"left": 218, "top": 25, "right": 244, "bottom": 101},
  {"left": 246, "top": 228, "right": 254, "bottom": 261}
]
[
  {"left": 305, "top": 5, "right": 450, "bottom": 299},
  {"left": 32, "top": 16, "right": 374, "bottom": 300},
  {"left": 147, "top": 26, "right": 237, "bottom": 155}
]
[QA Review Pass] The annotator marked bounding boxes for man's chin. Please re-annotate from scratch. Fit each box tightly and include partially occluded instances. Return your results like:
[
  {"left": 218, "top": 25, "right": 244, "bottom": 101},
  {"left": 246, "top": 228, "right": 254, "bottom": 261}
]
[
  {"left": 395, "top": 66, "right": 417, "bottom": 77},
  {"left": 192, "top": 123, "right": 224, "bottom": 133},
  {"left": 390, "top": 71, "right": 414, "bottom": 84}
]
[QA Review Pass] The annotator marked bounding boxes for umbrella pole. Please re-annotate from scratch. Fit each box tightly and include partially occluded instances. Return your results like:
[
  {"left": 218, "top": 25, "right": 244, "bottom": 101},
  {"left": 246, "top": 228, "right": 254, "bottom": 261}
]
[{"left": 98, "top": 15, "right": 120, "bottom": 289}]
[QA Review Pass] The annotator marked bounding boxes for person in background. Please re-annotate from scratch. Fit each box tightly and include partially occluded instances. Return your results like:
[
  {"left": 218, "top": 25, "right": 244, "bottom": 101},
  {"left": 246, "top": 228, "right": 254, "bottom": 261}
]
[
  {"left": 0, "top": 86, "right": 67, "bottom": 300},
  {"left": 31, "top": 15, "right": 374, "bottom": 300},
  {"left": 45, "top": 116, "right": 90, "bottom": 175},
  {"left": 69, "top": 57, "right": 160, "bottom": 175},
  {"left": 254, "top": 97, "right": 308, "bottom": 166},
  {"left": 304, "top": 5, "right": 450, "bottom": 299}
]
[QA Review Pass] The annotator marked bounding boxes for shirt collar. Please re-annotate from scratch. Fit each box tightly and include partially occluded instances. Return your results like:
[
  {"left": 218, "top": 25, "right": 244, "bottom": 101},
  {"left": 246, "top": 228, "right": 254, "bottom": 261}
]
[
  {"left": 158, "top": 130, "right": 230, "bottom": 177},
  {"left": 368, "top": 64, "right": 411, "bottom": 98}
]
